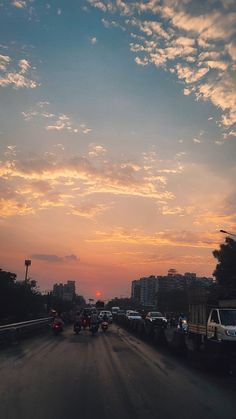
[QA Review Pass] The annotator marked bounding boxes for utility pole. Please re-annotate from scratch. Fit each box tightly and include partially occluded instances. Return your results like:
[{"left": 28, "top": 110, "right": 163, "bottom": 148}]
[{"left": 24, "top": 259, "right": 31, "bottom": 281}]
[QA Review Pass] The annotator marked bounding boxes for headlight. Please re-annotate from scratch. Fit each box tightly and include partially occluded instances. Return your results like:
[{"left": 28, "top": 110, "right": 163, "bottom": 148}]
[{"left": 226, "top": 329, "right": 236, "bottom": 336}]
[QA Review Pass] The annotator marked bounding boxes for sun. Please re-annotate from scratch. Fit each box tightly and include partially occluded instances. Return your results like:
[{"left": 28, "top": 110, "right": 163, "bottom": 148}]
[{"left": 95, "top": 291, "right": 102, "bottom": 298}]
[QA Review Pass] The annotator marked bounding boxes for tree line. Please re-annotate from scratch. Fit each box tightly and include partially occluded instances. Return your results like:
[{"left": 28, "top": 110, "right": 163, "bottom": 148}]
[{"left": 0, "top": 269, "right": 86, "bottom": 324}]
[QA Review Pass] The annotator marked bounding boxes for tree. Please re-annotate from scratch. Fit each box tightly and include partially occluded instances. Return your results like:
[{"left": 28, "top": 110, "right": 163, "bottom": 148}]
[
  {"left": 0, "top": 269, "right": 44, "bottom": 323},
  {"left": 95, "top": 300, "right": 105, "bottom": 309},
  {"left": 213, "top": 237, "right": 236, "bottom": 289}
]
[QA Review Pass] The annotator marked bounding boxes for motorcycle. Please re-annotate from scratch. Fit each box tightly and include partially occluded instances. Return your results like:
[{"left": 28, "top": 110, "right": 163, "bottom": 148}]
[
  {"left": 101, "top": 321, "right": 108, "bottom": 332},
  {"left": 82, "top": 317, "right": 89, "bottom": 330},
  {"left": 177, "top": 319, "right": 188, "bottom": 333},
  {"left": 90, "top": 323, "right": 99, "bottom": 335},
  {"left": 52, "top": 322, "right": 63, "bottom": 335},
  {"left": 74, "top": 322, "right": 81, "bottom": 334}
]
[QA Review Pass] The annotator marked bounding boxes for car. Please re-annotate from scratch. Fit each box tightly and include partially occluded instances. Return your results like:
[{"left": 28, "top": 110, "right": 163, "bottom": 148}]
[
  {"left": 125, "top": 310, "right": 134, "bottom": 317},
  {"left": 145, "top": 311, "right": 168, "bottom": 326},
  {"left": 127, "top": 311, "right": 142, "bottom": 320},
  {"left": 98, "top": 310, "right": 113, "bottom": 323}
]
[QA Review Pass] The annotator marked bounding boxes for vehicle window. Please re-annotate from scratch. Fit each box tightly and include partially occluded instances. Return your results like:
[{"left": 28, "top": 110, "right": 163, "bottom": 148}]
[
  {"left": 210, "top": 310, "right": 219, "bottom": 324},
  {"left": 219, "top": 310, "right": 236, "bottom": 326}
]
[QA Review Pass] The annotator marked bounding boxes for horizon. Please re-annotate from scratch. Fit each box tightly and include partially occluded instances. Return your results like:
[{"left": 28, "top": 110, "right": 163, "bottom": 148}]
[{"left": 0, "top": 0, "right": 235, "bottom": 300}]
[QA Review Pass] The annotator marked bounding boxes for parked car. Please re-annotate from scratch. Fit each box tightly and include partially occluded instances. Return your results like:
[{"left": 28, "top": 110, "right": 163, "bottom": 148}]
[
  {"left": 145, "top": 311, "right": 168, "bottom": 326},
  {"left": 127, "top": 311, "right": 142, "bottom": 320},
  {"left": 98, "top": 310, "right": 113, "bottom": 323}
]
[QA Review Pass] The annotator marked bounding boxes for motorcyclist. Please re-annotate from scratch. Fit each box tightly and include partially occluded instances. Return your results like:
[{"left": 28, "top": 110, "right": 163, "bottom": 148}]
[
  {"left": 53, "top": 313, "right": 64, "bottom": 328},
  {"left": 89, "top": 310, "right": 99, "bottom": 334},
  {"left": 90, "top": 310, "right": 99, "bottom": 325},
  {"left": 102, "top": 312, "right": 109, "bottom": 322},
  {"left": 74, "top": 311, "right": 82, "bottom": 326},
  {"left": 178, "top": 313, "right": 186, "bottom": 331}
]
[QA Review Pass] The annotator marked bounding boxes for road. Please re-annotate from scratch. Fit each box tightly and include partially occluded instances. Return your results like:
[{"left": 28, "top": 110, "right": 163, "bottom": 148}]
[{"left": 0, "top": 324, "right": 236, "bottom": 419}]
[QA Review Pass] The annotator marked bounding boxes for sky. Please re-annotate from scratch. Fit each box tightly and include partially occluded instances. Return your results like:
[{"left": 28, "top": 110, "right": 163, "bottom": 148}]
[{"left": 0, "top": 0, "right": 236, "bottom": 300}]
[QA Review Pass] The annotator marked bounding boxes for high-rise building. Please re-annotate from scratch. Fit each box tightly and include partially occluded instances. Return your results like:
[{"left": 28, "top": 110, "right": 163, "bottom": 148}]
[
  {"left": 131, "top": 280, "right": 141, "bottom": 302},
  {"left": 53, "top": 283, "right": 64, "bottom": 298},
  {"left": 130, "top": 270, "right": 213, "bottom": 308},
  {"left": 140, "top": 276, "right": 158, "bottom": 307},
  {"left": 52, "top": 280, "right": 76, "bottom": 301}
]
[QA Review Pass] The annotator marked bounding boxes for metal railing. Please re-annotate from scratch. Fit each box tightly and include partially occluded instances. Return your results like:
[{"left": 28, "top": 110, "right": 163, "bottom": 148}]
[{"left": 0, "top": 317, "right": 53, "bottom": 345}]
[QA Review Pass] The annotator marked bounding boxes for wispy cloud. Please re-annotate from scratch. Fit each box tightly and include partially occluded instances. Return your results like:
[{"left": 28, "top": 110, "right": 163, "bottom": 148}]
[
  {"left": 0, "top": 149, "right": 175, "bottom": 217},
  {"left": 86, "top": 227, "right": 219, "bottom": 249},
  {"left": 31, "top": 253, "right": 79, "bottom": 263},
  {"left": 22, "top": 102, "right": 92, "bottom": 134}
]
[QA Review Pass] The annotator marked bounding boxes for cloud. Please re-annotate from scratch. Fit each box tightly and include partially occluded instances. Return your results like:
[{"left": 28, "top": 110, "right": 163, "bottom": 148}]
[
  {"left": 22, "top": 103, "right": 92, "bottom": 134},
  {"left": 88, "top": 143, "right": 107, "bottom": 157},
  {"left": 160, "top": 205, "right": 194, "bottom": 216},
  {"left": 0, "top": 56, "right": 38, "bottom": 89},
  {"left": 18, "top": 59, "right": 31, "bottom": 74},
  {"left": 87, "top": 1, "right": 236, "bottom": 133},
  {"left": 101, "top": 18, "right": 125, "bottom": 30},
  {"left": 69, "top": 202, "right": 110, "bottom": 218},
  {"left": 0, "top": 198, "right": 34, "bottom": 217},
  {"left": 0, "top": 149, "right": 176, "bottom": 218},
  {"left": 90, "top": 37, "right": 97, "bottom": 44},
  {"left": 88, "top": 0, "right": 107, "bottom": 12},
  {"left": 170, "top": 10, "right": 236, "bottom": 41},
  {"left": 31, "top": 254, "right": 79, "bottom": 263},
  {"left": 4, "top": 145, "right": 18, "bottom": 158},
  {"left": 0, "top": 55, "right": 11, "bottom": 71},
  {"left": 12, "top": 1, "right": 26, "bottom": 8},
  {"left": 86, "top": 227, "right": 219, "bottom": 249},
  {"left": 135, "top": 56, "right": 149, "bottom": 66}
]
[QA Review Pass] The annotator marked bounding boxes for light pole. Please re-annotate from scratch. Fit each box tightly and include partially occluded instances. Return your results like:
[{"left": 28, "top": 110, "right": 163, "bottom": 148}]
[
  {"left": 220, "top": 229, "right": 236, "bottom": 238},
  {"left": 24, "top": 259, "right": 31, "bottom": 281}
]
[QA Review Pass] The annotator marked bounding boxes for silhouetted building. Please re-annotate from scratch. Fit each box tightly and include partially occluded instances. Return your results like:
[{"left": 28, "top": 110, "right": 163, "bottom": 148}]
[
  {"left": 53, "top": 283, "right": 64, "bottom": 298},
  {"left": 131, "top": 280, "right": 141, "bottom": 303},
  {"left": 130, "top": 270, "right": 213, "bottom": 308},
  {"left": 52, "top": 280, "right": 76, "bottom": 301}
]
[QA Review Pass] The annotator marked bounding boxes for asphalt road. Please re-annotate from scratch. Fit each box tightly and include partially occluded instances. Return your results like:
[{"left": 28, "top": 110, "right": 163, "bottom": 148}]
[{"left": 0, "top": 324, "right": 236, "bottom": 419}]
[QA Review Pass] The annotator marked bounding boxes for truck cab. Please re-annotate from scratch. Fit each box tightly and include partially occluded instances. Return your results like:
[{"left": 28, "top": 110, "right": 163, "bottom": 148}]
[{"left": 207, "top": 308, "right": 236, "bottom": 341}]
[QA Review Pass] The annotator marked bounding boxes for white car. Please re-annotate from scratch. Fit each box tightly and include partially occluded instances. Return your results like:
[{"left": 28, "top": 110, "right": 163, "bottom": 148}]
[
  {"left": 127, "top": 311, "right": 142, "bottom": 320},
  {"left": 145, "top": 311, "right": 168, "bottom": 326},
  {"left": 99, "top": 310, "right": 113, "bottom": 323}
]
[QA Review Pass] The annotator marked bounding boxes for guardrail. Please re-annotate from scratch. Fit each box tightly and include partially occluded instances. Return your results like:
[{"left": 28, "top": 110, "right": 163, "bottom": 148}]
[{"left": 0, "top": 317, "right": 53, "bottom": 345}]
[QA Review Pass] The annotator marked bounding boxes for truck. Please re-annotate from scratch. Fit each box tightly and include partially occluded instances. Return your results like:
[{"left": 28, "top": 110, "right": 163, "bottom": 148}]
[
  {"left": 185, "top": 286, "right": 236, "bottom": 363},
  {"left": 111, "top": 307, "right": 120, "bottom": 320}
]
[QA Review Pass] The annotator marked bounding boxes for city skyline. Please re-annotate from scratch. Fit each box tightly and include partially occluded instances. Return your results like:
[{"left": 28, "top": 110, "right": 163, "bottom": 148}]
[{"left": 0, "top": 0, "right": 236, "bottom": 299}]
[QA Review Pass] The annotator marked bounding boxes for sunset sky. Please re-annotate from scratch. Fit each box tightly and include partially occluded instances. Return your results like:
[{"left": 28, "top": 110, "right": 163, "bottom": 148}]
[{"left": 0, "top": 0, "right": 236, "bottom": 300}]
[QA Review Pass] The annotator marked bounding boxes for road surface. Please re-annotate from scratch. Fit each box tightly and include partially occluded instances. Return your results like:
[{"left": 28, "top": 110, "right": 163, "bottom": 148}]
[{"left": 0, "top": 324, "right": 236, "bottom": 419}]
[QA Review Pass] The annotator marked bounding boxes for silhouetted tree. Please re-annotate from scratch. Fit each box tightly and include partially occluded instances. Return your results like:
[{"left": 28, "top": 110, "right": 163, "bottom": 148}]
[
  {"left": 213, "top": 237, "right": 236, "bottom": 289},
  {"left": 0, "top": 269, "right": 44, "bottom": 323},
  {"left": 95, "top": 300, "right": 105, "bottom": 309}
]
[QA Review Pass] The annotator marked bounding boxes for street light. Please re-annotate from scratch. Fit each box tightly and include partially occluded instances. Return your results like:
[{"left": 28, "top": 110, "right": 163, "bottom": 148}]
[
  {"left": 220, "top": 229, "right": 236, "bottom": 238},
  {"left": 24, "top": 259, "right": 31, "bottom": 281}
]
